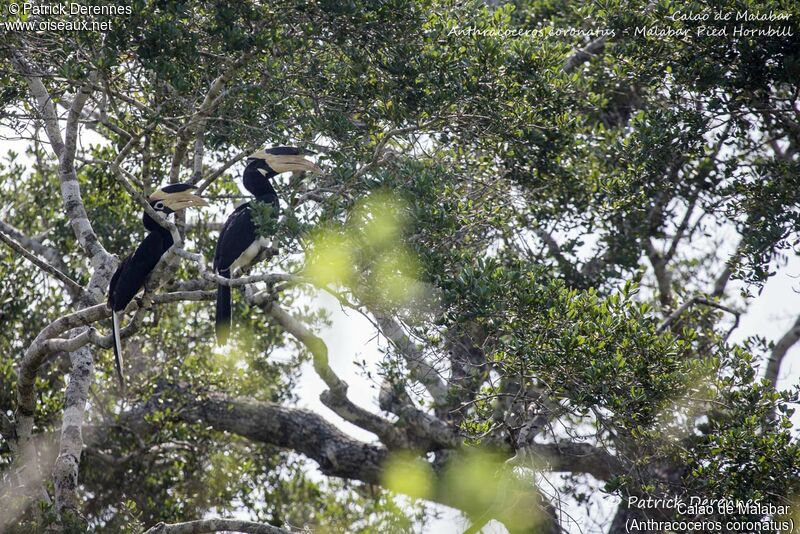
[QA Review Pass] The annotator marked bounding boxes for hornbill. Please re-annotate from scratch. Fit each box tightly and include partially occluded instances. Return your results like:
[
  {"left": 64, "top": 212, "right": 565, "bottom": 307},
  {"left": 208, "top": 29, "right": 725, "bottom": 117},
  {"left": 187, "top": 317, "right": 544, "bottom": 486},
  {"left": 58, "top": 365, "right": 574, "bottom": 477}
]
[
  {"left": 213, "top": 147, "right": 320, "bottom": 344},
  {"left": 107, "top": 183, "right": 208, "bottom": 390}
]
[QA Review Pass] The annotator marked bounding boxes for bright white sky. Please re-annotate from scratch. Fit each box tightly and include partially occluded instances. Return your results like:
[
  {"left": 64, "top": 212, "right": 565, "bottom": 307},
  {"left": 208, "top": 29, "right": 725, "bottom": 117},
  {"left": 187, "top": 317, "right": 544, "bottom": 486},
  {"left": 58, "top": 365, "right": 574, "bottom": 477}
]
[{"left": 2, "top": 124, "right": 798, "bottom": 534}]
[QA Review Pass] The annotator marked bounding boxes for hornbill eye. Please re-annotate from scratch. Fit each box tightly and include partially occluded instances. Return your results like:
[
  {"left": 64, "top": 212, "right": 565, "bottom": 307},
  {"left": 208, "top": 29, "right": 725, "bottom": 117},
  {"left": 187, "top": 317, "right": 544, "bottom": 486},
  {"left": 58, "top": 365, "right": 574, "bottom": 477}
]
[{"left": 154, "top": 200, "right": 165, "bottom": 210}]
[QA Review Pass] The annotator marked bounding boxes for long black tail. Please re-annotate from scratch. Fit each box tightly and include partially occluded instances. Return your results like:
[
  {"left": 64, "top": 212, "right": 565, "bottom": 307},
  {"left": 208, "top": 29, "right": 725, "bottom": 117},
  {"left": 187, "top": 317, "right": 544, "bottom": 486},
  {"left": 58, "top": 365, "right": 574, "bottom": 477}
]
[
  {"left": 112, "top": 311, "right": 126, "bottom": 393},
  {"left": 215, "top": 269, "right": 232, "bottom": 345}
]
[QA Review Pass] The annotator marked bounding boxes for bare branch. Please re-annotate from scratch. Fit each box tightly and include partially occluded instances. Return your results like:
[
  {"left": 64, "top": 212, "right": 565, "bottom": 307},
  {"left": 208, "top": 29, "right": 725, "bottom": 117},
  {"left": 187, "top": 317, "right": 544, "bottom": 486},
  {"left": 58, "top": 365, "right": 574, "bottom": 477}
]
[
  {"left": 765, "top": 315, "right": 800, "bottom": 390},
  {"left": 712, "top": 265, "right": 733, "bottom": 298},
  {"left": 664, "top": 196, "right": 698, "bottom": 264},
  {"left": 144, "top": 519, "right": 290, "bottom": 534},
  {"left": 96, "top": 134, "right": 184, "bottom": 245},
  {"left": 656, "top": 295, "right": 741, "bottom": 335},
  {"left": 10, "top": 51, "right": 111, "bottom": 266},
  {"left": 259, "top": 298, "right": 410, "bottom": 448},
  {"left": 378, "top": 381, "right": 461, "bottom": 450},
  {"left": 373, "top": 313, "right": 449, "bottom": 405},
  {"left": 0, "top": 227, "right": 84, "bottom": 295},
  {"left": 195, "top": 146, "right": 258, "bottom": 192},
  {"left": 508, "top": 441, "right": 623, "bottom": 481},
  {"left": 0, "top": 219, "right": 67, "bottom": 271},
  {"left": 8, "top": 49, "right": 65, "bottom": 156},
  {"left": 563, "top": 36, "right": 607, "bottom": 73},
  {"left": 711, "top": 241, "right": 742, "bottom": 298},
  {"left": 644, "top": 239, "right": 674, "bottom": 308}
]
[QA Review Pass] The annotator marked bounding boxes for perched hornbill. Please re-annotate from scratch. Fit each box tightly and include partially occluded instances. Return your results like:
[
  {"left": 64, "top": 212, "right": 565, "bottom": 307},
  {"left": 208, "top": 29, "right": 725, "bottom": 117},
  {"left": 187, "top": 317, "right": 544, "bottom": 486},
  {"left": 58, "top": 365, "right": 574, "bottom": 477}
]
[
  {"left": 213, "top": 147, "right": 320, "bottom": 344},
  {"left": 107, "top": 183, "right": 208, "bottom": 390}
]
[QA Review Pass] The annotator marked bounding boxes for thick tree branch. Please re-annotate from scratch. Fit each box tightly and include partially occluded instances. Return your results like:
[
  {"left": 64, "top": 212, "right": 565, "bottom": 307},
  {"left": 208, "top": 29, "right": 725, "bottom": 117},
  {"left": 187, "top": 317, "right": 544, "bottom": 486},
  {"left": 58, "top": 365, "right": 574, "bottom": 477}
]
[
  {"left": 122, "top": 383, "right": 600, "bottom": 532},
  {"left": 508, "top": 441, "right": 623, "bottom": 482},
  {"left": 15, "top": 291, "right": 213, "bottom": 433},
  {"left": 144, "top": 519, "right": 290, "bottom": 534},
  {"left": 18, "top": 59, "right": 109, "bottom": 264},
  {"left": 5, "top": 54, "right": 113, "bottom": 513},
  {"left": 765, "top": 315, "right": 800, "bottom": 390},
  {"left": 52, "top": 345, "right": 94, "bottom": 521},
  {"left": 378, "top": 381, "right": 461, "bottom": 450},
  {"left": 644, "top": 239, "right": 674, "bottom": 308},
  {"left": 142, "top": 389, "right": 390, "bottom": 485}
]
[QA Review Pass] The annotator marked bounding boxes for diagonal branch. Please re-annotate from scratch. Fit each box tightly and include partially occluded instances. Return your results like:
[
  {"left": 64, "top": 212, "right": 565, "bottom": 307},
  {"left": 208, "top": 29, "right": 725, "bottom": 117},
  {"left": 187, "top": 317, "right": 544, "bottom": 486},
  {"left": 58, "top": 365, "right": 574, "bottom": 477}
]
[
  {"left": 373, "top": 313, "right": 449, "bottom": 406},
  {"left": 10, "top": 51, "right": 111, "bottom": 267},
  {"left": 257, "top": 298, "right": 410, "bottom": 448},
  {"left": 765, "top": 315, "right": 800, "bottom": 390},
  {"left": 8, "top": 49, "right": 65, "bottom": 156},
  {"left": 195, "top": 145, "right": 259, "bottom": 192},
  {"left": 0, "top": 227, "right": 84, "bottom": 295},
  {"left": 656, "top": 295, "right": 741, "bottom": 335},
  {"left": 0, "top": 219, "right": 67, "bottom": 271}
]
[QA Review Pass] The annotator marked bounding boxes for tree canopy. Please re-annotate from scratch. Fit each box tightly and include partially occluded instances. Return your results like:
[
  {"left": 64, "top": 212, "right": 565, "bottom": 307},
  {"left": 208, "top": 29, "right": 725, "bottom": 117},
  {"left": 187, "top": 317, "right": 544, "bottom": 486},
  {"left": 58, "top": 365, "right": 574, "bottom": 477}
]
[{"left": 1, "top": 0, "right": 799, "bottom": 532}]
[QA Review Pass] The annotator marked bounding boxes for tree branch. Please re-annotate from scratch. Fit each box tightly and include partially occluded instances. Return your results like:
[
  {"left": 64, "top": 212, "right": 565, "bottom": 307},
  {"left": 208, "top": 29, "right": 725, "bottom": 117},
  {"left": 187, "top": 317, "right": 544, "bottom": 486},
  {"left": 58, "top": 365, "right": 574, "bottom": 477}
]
[
  {"left": 0, "top": 227, "right": 84, "bottom": 295},
  {"left": 563, "top": 36, "right": 607, "bottom": 73},
  {"left": 656, "top": 295, "right": 741, "bottom": 335},
  {"left": 508, "top": 441, "right": 623, "bottom": 482},
  {"left": 195, "top": 146, "right": 258, "bottom": 192},
  {"left": 0, "top": 219, "right": 67, "bottom": 271},
  {"left": 644, "top": 239, "right": 674, "bottom": 308},
  {"left": 373, "top": 313, "right": 449, "bottom": 406},
  {"left": 257, "top": 298, "right": 410, "bottom": 448},
  {"left": 136, "top": 388, "right": 390, "bottom": 485},
  {"left": 144, "top": 518, "right": 290, "bottom": 534},
  {"left": 170, "top": 53, "right": 251, "bottom": 183},
  {"left": 765, "top": 315, "right": 800, "bottom": 390},
  {"left": 52, "top": 345, "right": 94, "bottom": 521},
  {"left": 8, "top": 49, "right": 65, "bottom": 156}
]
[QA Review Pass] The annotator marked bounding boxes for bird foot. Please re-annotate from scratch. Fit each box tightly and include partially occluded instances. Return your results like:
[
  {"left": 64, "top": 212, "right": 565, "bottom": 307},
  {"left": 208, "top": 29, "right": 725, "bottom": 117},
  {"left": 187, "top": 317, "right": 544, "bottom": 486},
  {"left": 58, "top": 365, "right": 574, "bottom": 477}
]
[{"left": 136, "top": 294, "right": 153, "bottom": 308}]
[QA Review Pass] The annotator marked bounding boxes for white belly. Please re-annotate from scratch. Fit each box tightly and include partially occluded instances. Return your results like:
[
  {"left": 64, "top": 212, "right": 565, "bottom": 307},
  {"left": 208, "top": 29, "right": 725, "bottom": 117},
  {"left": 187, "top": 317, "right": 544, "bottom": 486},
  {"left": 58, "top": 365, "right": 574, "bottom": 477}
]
[{"left": 230, "top": 237, "right": 271, "bottom": 272}]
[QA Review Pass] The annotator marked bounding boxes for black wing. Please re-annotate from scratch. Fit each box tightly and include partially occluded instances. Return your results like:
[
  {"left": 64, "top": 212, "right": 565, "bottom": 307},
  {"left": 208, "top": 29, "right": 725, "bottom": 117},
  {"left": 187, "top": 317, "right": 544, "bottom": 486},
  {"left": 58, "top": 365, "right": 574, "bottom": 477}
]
[
  {"left": 213, "top": 203, "right": 257, "bottom": 272},
  {"left": 108, "top": 255, "right": 131, "bottom": 308},
  {"left": 107, "top": 232, "right": 169, "bottom": 312}
]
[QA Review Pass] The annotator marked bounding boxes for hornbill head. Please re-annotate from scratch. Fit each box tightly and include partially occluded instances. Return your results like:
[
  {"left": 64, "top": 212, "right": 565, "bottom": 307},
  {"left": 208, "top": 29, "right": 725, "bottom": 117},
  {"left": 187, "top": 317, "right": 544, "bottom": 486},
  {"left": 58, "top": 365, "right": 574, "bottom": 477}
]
[
  {"left": 246, "top": 146, "right": 322, "bottom": 178},
  {"left": 148, "top": 183, "right": 209, "bottom": 214}
]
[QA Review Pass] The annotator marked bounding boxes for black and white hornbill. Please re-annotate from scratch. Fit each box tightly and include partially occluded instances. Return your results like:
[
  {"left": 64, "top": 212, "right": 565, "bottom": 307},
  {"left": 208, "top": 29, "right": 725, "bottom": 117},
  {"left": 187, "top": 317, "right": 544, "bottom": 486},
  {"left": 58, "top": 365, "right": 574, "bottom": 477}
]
[
  {"left": 213, "top": 147, "right": 321, "bottom": 344},
  {"left": 107, "top": 184, "right": 208, "bottom": 390}
]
